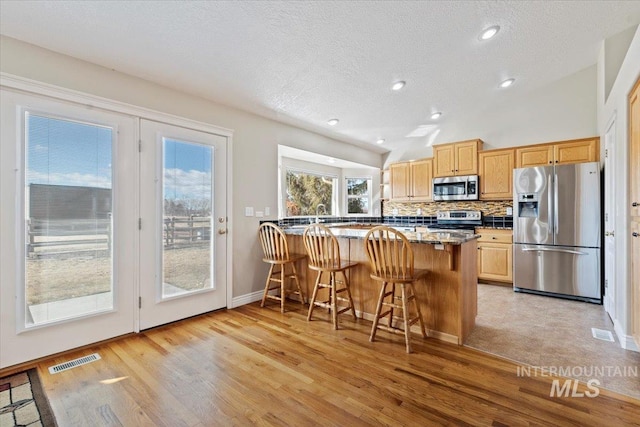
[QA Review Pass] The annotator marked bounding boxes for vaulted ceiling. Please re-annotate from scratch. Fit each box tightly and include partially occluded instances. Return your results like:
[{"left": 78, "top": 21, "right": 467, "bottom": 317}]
[{"left": 1, "top": 1, "right": 640, "bottom": 153}]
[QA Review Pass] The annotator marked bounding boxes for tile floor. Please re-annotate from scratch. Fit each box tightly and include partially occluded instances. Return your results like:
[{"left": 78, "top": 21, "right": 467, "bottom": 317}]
[{"left": 465, "top": 284, "right": 640, "bottom": 399}]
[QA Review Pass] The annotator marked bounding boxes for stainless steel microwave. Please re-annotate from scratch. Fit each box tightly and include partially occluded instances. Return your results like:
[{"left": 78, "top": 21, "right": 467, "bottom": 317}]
[{"left": 433, "top": 175, "right": 479, "bottom": 201}]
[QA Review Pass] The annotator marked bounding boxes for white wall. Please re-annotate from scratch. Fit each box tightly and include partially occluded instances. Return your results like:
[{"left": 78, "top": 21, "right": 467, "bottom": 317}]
[
  {"left": 0, "top": 35, "right": 383, "bottom": 300},
  {"left": 385, "top": 65, "right": 597, "bottom": 167},
  {"left": 597, "top": 26, "right": 640, "bottom": 350}
]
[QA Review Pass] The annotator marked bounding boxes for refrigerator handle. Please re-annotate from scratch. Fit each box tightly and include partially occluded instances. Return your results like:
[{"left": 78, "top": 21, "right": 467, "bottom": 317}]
[
  {"left": 522, "top": 247, "right": 587, "bottom": 255},
  {"left": 554, "top": 173, "right": 559, "bottom": 235},
  {"left": 548, "top": 173, "right": 554, "bottom": 235}
]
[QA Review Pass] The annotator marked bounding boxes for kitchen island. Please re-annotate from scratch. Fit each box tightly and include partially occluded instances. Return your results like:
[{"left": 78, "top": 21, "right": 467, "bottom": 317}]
[{"left": 283, "top": 225, "right": 479, "bottom": 345}]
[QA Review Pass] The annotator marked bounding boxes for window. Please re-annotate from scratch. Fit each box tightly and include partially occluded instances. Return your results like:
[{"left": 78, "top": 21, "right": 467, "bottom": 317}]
[
  {"left": 346, "top": 177, "right": 371, "bottom": 215},
  {"left": 285, "top": 169, "right": 336, "bottom": 216}
]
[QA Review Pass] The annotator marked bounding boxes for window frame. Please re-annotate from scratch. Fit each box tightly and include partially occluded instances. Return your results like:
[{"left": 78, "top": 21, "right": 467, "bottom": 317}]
[
  {"left": 282, "top": 166, "right": 339, "bottom": 218},
  {"left": 344, "top": 176, "right": 372, "bottom": 216}
]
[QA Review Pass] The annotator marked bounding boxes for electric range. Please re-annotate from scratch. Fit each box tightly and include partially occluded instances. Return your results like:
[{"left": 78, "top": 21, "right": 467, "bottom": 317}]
[{"left": 426, "top": 210, "right": 482, "bottom": 235}]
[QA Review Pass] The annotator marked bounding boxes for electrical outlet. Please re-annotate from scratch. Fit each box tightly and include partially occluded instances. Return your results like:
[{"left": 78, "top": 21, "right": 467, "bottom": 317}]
[
  {"left": 264, "top": 207, "right": 270, "bottom": 216},
  {"left": 245, "top": 207, "right": 254, "bottom": 217},
  {"left": 506, "top": 207, "right": 513, "bottom": 216},
  {"left": 417, "top": 208, "right": 422, "bottom": 215},
  {"left": 256, "top": 211, "right": 264, "bottom": 218},
  {"left": 392, "top": 208, "right": 398, "bottom": 216}
]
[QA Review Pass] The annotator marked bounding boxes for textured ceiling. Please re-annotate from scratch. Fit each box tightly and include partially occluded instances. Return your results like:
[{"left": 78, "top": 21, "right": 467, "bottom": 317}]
[{"left": 2, "top": 1, "right": 640, "bottom": 154}]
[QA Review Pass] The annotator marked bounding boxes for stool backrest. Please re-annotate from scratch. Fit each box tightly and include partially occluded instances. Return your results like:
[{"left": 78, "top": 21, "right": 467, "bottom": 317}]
[
  {"left": 258, "top": 222, "right": 290, "bottom": 261},
  {"left": 364, "top": 226, "right": 414, "bottom": 280},
  {"left": 303, "top": 224, "right": 342, "bottom": 269}
]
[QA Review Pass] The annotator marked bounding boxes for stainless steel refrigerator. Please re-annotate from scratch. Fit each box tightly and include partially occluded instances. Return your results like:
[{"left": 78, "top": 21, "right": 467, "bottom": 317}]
[{"left": 513, "top": 162, "right": 601, "bottom": 303}]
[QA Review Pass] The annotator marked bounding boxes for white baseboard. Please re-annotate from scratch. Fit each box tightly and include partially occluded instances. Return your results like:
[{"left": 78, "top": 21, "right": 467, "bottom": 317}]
[
  {"left": 614, "top": 319, "right": 640, "bottom": 352},
  {"left": 230, "top": 290, "right": 264, "bottom": 309}
]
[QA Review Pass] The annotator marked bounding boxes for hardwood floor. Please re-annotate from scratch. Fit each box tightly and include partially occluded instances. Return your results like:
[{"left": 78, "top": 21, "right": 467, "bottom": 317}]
[{"left": 20, "top": 303, "right": 640, "bottom": 426}]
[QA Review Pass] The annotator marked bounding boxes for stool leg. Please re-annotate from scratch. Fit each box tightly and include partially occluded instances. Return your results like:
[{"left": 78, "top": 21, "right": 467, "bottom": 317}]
[
  {"left": 342, "top": 271, "right": 357, "bottom": 321},
  {"left": 261, "top": 264, "right": 275, "bottom": 308},
  {"left": 401, "top": 284, "right": 412, "bottom": 353},
  {"left": 307, "top": 271, "right": 322, "bottom": 321},
  {"left": 280, "top": 263, "right": 286, "bottom": 313},
  {"left": 388, "top": 283, "right": 396, "bottom": 329},
  {"left": 370, "top": 281, "right": 387, "bottom": 342},
  {"left": 331, "top": 272, "right": 338, "bottom": 330},
  {"left": 291, "top": 262, "right": 305, "bottom": 305},
  {"left": 411, "top": 282, "right": 427, "bottom": 339}
]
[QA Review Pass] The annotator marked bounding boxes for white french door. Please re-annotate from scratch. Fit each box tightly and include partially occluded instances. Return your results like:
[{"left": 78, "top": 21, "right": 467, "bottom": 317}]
[
  {"left": 0, "top": 89, "right": 229, "bottom": 368},
  {"left": 0, "top": 89, "right": 138, "bottom": 368},
  {"left": 138, "top": 119, "right": 227, "bottom": 330},
  {"left": 604, "top": 118, "right": 616, "bottom": 320}
]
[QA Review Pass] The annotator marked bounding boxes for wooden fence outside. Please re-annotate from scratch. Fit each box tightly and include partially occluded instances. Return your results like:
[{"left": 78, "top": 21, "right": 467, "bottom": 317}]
[{"left": 27, "top": 216, "right": 211, "bottom": 257}]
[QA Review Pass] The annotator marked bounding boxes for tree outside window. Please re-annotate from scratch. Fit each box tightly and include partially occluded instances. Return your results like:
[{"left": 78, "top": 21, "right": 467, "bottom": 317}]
[
  {"left": 346, "top": 177, "right": 370, "bottom": 214},
  {"left": 286, "top": 170, "right": 335, "bottom": 216}
]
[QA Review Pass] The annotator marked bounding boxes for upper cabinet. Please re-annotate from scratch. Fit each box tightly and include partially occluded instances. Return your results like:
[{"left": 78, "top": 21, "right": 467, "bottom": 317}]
[
  {"left": 515, "top": 137, "right": 599, "bottom": 168},
  {"left": 389, "top": 158, "right": 433, "bottom": 201},
  {"left": 433, "top": 139, "right": 483, "bottom": 177},
  {"left": 478, "top": 148, "right": 514, "bottom": 200}
]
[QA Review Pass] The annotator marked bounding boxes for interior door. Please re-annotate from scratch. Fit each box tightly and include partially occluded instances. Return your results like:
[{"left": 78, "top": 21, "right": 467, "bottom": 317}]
[
  {"left": 603, "top": 119, "right": 616, "bottom": 319},
  {"left": 139, "top": 120, "right": 227, "bottom": 330},
  {"left": 0, "top": 89, "right": 137, "bottom": 368}
]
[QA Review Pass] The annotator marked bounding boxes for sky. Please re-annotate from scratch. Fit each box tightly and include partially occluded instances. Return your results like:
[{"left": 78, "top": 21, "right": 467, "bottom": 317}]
[{"left": 27, "top": 114, "right": 212, "bottom": 200}]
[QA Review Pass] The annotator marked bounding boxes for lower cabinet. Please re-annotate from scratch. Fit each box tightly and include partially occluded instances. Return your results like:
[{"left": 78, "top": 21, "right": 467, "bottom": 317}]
[{"left": 476, "top": 228, "right": 513, "bottom": 283}]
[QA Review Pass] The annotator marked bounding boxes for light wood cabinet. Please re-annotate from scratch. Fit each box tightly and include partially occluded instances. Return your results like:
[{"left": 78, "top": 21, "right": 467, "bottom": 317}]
[
  {"left": 389, "top": 158, "right": 433, "bottom": 201},
  {"left": 476, "top": 228, "right": 513, "bottom": 283},
  {"left": 433, "top": 139, "right": 482, "bottom": 177},
  {"left": 478, "top": 148, "right": 514, "bottom": 200},
  {"left": 515, "top": 137, "right": 599, "bottom": 168},
  {"left": 390, "top": 163, "right": 410, "bottom": 200},
  {"left": 630, "top": 76, "right": 640, "bottom": 348}
]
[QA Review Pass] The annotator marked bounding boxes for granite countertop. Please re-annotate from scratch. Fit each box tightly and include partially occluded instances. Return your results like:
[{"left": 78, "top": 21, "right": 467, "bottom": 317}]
[{"left": 282, "top": 225, "right": 479, "bottom": 245}]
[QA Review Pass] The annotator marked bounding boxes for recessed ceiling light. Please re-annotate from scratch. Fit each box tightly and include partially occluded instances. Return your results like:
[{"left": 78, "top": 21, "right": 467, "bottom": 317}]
[
  {"left": 376, "top": 138, "right": 385, "bottom": 144},
  {"left": 499, "top": 78, "right": 515, "bottom": 88},
  {"left": 430, "top": 112, "right": 442, "bottom": 120},
  {"left": 480, "top": 26, "right": 500, "bottom": 40},
  {"left": 327, "top": 157, "right": 336, "bottom": 163},
  {"left": 391, "top": 81, "right": 406, "bottom": 91},
  {"left": 327, "top": 118, "right": 339, "bottom": 126}
]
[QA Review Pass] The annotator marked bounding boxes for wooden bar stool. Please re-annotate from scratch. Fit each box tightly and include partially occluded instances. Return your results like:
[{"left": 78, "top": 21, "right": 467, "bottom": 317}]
[
  {"left": 364, "top": 226, "right": 428, "bottom": 353},
  {"left": 258, "top": 222, "right": 306, "bottom": 313},
  {"left": 303, "top": 224, "right": 357, "bottom": 329}
]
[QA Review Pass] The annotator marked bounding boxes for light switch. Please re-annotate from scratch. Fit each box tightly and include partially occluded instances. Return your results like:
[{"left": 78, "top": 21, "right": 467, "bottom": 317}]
[
  {"left": 245, "top": 207, "right": 254, "bottom": 217},
  {"left": 256, "top": 211, "right": 264, "bottom": 218},
  {"left": 265, "top": 207, "right": 270, "bottom": 216}
]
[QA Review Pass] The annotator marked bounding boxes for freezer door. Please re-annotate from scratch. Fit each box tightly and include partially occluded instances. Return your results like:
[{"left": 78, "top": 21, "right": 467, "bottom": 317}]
[
  {"left": 554, "top": 162, "right": 601, "bottom": 248},
  {"left": 513, "top": 244, "right": 601, "bottom": 300},
  {"left": 513, "top": 166, "right": 554, "bottom": 245}
]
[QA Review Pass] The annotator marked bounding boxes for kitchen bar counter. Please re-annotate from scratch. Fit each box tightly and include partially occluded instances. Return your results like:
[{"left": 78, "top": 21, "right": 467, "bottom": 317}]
[
  {"left": 282, "top": 225, "right": 478, "bottom": 345},
  {"left": 283, "top": 225, "right": 479, "bottom": 245}
]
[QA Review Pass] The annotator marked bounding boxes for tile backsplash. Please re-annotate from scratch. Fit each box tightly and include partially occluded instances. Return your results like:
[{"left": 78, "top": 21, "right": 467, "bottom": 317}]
[{"left": 383, "top": 200, "right": 512, "bottom": 217}]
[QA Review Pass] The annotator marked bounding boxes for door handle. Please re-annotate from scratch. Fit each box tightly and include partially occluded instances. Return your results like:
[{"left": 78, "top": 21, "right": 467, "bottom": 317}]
[
  {"left": 633, "top": 202, "right": 639, "bottom": 207},
  {"left": 553, "top": 174, "right": 559, "bottom": 235},
  {"left": 522, "top": 247, "right": 587, "bottom": 255},
  {"left": 633, "top": 232, "right": 639, "bottom": 238},
  {"left": 218, "top": 229, "right": 227, "bottom": 235},
  {"left": 605, "top": 231, "right": 615, "bottom": 237}
]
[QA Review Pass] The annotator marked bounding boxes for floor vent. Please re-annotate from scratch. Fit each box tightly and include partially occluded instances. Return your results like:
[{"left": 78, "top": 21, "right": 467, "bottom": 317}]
[
  {"left": 591, "top": 328, "right": 615, "bottom": 342},
  {"left": 48, "top": 353, "right": 101, "bottom": 374}
]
